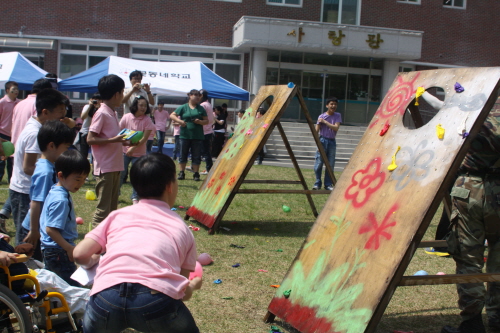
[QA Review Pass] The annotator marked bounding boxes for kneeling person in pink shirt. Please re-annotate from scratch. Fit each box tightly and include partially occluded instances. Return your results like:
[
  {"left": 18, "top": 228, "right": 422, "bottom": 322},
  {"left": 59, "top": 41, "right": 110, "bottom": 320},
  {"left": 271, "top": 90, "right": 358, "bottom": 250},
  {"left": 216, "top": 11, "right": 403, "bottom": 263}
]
[{"left": 74, "top": 153, "right": 202, "bottom": 333}]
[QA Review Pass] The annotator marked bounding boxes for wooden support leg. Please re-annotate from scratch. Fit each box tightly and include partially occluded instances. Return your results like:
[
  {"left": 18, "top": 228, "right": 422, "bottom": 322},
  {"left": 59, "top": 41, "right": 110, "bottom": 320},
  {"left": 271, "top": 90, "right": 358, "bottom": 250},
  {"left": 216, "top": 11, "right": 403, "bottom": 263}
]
[
  {"left": 276, "top": 122, "right": 319, "bottom": 217},
  {"left": 263, "top": 311, "right": 276, "bottom": 323}
]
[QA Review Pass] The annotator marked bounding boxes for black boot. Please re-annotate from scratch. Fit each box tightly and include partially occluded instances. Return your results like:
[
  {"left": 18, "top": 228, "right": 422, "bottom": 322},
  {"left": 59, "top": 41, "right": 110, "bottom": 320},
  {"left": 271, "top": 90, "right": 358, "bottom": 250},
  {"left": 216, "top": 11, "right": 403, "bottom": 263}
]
[
  {"left": 442, "top": 314, "right": 485, "bottom": 333},
  {"left": 193, "top": 172, "right": 201, "bottom": 181},
  {"left": 177, "top": 171, "right": 185, "bottom": 180}
]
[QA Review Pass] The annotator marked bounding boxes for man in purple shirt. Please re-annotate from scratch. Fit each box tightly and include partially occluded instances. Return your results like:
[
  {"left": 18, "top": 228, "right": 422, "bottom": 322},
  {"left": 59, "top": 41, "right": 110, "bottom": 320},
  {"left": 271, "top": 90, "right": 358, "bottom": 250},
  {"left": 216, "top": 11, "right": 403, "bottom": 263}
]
[{"left": 312, "top": 97, "right": 342, "bottom": 191}]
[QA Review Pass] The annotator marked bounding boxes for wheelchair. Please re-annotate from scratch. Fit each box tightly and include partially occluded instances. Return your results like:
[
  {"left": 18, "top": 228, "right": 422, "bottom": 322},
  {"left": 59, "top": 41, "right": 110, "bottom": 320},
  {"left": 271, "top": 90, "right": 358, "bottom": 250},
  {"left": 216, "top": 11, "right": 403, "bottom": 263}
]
[{"left": 0, "top": 254, "right": 82, "bottom": 333}]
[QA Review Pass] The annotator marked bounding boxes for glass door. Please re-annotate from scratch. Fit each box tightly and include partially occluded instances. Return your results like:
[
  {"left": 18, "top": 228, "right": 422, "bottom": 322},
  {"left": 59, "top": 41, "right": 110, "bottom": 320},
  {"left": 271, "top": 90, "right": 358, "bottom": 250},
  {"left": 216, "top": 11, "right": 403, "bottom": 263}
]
[{"left": 301, "top": 72, "right": 347, "bottom": 121}]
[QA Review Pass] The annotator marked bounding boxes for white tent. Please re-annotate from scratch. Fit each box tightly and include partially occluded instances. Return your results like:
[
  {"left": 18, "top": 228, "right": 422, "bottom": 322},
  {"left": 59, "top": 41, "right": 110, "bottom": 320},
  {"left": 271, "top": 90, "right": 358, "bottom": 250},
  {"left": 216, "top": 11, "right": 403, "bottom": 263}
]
[
  {"left": 59, "top": 56, "right": 249, "bottom": 100},
  {"left": 0, "top": 52, "right": 47, "bottom": 90}
]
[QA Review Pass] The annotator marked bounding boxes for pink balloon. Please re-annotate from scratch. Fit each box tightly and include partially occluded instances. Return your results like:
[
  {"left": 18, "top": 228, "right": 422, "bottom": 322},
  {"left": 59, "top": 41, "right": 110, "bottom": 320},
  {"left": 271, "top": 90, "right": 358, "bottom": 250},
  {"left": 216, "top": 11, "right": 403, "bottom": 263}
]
[
  {"left": 76, "top": 217, "right": 84, "bottom": 225},
  {"left": 436, "top": 272, "right": 446, "bottom": 275},
  {"left": 189, "top": 261, "right": 203, "bottom": 280}
]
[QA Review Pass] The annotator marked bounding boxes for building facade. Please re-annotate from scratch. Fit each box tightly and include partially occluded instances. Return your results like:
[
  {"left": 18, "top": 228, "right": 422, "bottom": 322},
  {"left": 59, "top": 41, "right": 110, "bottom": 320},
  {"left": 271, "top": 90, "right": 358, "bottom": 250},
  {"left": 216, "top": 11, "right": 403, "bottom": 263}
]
[{"left": 0, "top": 0, "right": 498, "bottom": 124}]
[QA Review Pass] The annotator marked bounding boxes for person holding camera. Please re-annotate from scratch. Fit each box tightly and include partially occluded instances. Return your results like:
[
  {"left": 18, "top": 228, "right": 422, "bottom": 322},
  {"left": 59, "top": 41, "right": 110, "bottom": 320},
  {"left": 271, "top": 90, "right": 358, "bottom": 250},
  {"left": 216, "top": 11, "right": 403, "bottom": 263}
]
[
  {"left": 169, "top": 90, "right": 208, "bottom": 181},
  {"left": 79, "top": 93, "right": 101, "bottom": 159},
  {"left": 121, "top": 70, "right": 154, "bottom": 115}
]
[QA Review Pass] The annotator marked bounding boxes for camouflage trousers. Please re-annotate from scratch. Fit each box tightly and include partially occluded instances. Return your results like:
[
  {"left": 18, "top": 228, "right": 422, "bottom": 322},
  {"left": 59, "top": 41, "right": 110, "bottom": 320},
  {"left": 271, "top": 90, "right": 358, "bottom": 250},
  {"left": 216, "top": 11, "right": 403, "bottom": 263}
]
[{"left": 446, "top": 172, "right": 500, "bottom": 321}]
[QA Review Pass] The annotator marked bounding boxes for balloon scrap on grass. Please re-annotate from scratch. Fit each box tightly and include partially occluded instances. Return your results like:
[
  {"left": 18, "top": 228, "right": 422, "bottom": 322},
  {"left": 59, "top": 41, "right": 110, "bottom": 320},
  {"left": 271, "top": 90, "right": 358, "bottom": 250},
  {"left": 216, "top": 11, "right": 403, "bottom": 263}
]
[
  {"left": 76, "top": 217, "right": 84, "bottom": 225},
  {"left": 282, "top": 205, "right": 291, "bottom": 213}
]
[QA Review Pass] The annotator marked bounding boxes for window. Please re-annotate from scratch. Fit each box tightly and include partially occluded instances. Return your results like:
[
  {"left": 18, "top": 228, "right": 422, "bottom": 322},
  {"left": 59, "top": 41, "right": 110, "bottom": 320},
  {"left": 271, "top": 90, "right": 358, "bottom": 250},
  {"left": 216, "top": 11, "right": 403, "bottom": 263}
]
[
  {"left": 267, "top": 0, "right": 302, "bottom": 7},
  {"left": 322, "top": 0, "right": 360, "bottom": 25},
  {"left": 443, "top": 0, "right": 466, "bottom": 8},
  {"left": 398, "top": 0, "right": 420, "bottom": 4},
  {"left": 59, "top": 42, "right": 116, "bottom": 100}
]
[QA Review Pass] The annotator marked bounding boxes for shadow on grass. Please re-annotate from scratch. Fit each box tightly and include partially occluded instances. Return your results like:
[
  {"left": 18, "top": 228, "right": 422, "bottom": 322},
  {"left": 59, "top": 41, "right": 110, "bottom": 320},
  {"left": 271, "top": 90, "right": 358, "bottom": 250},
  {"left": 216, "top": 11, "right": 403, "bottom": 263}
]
[
  {"left": 270, "top": 311, "right": 463, "bottom": 333},
  {"left": 377, "top": 312, "right": 468, "bottom": 333},
  {"left": 190, "top": 219, "right": 313, "bottom": 237}
]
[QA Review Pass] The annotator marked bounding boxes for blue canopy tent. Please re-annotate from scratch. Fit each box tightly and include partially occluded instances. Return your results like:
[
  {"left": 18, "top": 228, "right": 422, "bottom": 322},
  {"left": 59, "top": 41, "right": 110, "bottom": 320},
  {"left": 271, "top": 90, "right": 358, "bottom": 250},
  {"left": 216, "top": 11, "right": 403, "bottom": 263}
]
[
  {"left": 58, "top": 56, "right": 249, "bottom": 100},
  {"left": 0, "top": 52, "right": 48, "bottom": 91}
]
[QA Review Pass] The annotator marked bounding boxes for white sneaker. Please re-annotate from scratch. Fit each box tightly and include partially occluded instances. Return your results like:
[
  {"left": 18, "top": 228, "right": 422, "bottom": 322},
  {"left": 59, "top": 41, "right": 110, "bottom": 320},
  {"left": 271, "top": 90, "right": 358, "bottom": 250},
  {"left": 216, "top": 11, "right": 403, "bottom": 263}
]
[
  {"left": 200, "top": 170, "right": 208, "bottom": 175},
  {"left": 132, "top": 199, "right": 139, "bottom": 205}
]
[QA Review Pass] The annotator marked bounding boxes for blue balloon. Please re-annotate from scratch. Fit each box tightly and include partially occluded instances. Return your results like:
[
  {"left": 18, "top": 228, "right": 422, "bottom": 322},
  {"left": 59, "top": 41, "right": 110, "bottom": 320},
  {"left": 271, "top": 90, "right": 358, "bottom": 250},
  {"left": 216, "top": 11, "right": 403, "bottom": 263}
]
[
  {"left": 413, "top": 270, "right": 429, "bottom": 276},
  {"left": 287, "top": 82, "right": 295, "bottom": 88}
]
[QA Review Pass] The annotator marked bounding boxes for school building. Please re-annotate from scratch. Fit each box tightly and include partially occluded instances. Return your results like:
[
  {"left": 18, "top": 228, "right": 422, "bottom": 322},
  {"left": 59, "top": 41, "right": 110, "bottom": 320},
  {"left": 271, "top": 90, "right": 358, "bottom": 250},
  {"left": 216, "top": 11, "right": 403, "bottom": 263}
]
[{"left": 0, "top": 0, "right": 498, "bottom": 125}]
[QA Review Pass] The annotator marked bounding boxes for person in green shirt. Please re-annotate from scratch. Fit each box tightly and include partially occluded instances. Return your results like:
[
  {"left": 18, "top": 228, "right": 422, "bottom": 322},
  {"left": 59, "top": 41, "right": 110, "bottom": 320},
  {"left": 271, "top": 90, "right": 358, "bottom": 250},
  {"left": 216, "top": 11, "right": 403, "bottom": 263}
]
[{"left": 170, "top": 89, "right": 208, "bottom": 181}]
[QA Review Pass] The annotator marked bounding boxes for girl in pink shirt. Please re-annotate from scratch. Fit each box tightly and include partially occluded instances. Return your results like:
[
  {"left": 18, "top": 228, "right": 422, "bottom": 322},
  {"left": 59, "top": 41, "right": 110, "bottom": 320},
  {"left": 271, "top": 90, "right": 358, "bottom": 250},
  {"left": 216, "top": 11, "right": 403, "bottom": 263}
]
[
  {"left": 74, "top": 153, "right": 202, "bottom": 333},
  {"left": 119, "top": 96, "right": 155, "bottom": 204}
]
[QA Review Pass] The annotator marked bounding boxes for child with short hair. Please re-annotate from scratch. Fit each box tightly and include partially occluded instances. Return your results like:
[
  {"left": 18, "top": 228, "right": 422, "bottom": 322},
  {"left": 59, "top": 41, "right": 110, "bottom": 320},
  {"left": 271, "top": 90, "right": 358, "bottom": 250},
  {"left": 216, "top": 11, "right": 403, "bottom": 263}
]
[
  {"left": 87, "top": 75, "right": 128, "bottom": 226},
  {"left": 9, "top": 88, "right": 73, "bottom": 245},
  {"left": 119, "top": 95, "right": 155, "bottom": 204},
  {"left": 74, "top": 153, "right": 202, "bottom": 333},
  {"left": 40, "top": 150, "right": 90, "bottom": 286},
  {"left": 152, "top": 102, "right": 170, "bottom": 154},
  {"left": 20, "top": 121, "right": 76, "bottom": 261}
]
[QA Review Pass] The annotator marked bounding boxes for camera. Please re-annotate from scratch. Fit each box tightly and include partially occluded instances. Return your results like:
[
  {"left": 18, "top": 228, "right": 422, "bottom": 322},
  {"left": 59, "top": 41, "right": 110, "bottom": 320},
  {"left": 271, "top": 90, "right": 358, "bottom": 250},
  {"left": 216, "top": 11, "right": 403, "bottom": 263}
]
[{"left": 92, "top": 100, "right": 97, "bottom": 104}]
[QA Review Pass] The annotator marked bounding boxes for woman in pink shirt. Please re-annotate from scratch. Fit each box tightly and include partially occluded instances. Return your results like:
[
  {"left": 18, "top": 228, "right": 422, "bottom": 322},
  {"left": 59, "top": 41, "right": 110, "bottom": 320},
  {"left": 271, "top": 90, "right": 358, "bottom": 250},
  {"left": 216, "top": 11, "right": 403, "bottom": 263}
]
[
  {"left": 119, "top": 96, "right": 155, "bottom": 204},
  {"left": 74, "top": 153, "right": 202, "bottom": 333}
]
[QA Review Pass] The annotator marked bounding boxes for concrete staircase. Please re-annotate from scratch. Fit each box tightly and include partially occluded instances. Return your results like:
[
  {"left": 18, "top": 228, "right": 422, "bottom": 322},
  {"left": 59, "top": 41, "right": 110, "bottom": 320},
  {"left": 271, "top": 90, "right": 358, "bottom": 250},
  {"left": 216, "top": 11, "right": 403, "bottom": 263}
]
[{"left": 262, "top": 122, "right": 366, "bottom": 171}]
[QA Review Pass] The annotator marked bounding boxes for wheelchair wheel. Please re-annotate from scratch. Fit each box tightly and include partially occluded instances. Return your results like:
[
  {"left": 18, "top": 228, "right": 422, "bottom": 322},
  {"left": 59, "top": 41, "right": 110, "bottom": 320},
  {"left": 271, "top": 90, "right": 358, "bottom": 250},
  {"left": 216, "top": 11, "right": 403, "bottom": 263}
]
[{"left": 0, "top": 284, "right": 32, "bottom": 333}]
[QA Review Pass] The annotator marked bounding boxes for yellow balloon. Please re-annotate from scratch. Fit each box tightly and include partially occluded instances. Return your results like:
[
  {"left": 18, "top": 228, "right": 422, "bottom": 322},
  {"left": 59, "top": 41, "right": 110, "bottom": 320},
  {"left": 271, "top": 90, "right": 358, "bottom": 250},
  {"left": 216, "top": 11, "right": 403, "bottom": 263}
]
[{"left": 86, "top": 190, "right": 97, "bottom": 201}]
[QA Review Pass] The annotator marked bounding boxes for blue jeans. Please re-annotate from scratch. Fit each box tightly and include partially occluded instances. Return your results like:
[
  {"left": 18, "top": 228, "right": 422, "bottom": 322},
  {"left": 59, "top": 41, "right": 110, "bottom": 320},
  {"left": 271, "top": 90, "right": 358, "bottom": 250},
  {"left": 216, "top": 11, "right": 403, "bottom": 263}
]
[
  {"left": 9, "top": 189, "right": 30, "bottom": 245},
  {"left": 173, "top": 135, "right": 180, "bottom": 159},
  {"left": 314, "top": 137, "right": 336, "bottom": 189},
  {"left": 84, "top": 283, "right": 199, "bottom": 333},
  {"left": 121, "top": 155, "right": 139, "bottom": 200},
  {"left": 43, "top": 247, "right": 80, "bottom": 287},
  {"left": 202, "top": 133, "right": 213, "bottom": 171},
  {"left": 156, "top": 131, "right": 166, "bottom": 154},
  {"left": 179, "top": 139, "right": 202, "bottom": 166},
  {"left": 146, "top": 140, "right": 153, "bottom": 154}
]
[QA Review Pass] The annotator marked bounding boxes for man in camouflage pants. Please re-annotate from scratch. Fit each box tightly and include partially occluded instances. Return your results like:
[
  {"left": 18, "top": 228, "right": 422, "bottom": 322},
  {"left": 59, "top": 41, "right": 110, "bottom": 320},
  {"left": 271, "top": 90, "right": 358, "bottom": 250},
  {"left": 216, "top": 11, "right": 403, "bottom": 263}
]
[{"left": 443, "top": 101, "right": 500, "bottom": 333}]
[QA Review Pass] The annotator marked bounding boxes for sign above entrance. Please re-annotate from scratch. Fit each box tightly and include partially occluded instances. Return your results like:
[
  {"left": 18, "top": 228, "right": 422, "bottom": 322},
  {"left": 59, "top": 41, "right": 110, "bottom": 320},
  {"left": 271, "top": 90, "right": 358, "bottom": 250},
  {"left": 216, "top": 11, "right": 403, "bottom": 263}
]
[{"left": 233, "top": 16, "right": 422, "bottom": 60}]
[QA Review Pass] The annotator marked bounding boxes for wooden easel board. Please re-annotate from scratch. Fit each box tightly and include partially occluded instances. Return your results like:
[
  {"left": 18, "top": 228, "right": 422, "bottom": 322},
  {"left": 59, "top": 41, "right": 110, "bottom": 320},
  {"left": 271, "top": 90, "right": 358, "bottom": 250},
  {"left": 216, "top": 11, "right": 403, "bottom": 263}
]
[
  {"left": 266, "top": 68, "right": 500, "bottom": 333},
  {"left": 186, "top": 85, "right": 299, "bottom": 229}
]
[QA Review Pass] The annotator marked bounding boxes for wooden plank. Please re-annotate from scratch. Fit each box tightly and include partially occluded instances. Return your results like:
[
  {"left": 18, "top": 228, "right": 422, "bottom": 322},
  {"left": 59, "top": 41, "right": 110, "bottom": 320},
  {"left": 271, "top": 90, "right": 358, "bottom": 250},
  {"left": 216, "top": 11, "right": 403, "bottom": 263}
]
[
  {"left": 400, "top": 273, "right": 500, "bottom": 286},
  {"left": 243, "top": 180, "right": 302, "bottom": 184},
  {"left": 237, "top": 189, "right": 331, "bottom": 195},
  {"left": 186, "top": 85, "right": 300, "bottom": 232},
  {"left": 266, "top": 68, "right": 500, "bottom": 333},
  {"left": 276, "top": 122, "right": 319, "bottom": 217}
]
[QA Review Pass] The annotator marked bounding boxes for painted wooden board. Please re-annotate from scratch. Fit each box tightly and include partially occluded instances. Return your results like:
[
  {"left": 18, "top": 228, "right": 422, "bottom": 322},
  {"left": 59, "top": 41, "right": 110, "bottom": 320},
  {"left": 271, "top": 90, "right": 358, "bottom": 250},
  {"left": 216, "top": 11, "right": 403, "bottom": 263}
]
[
  {"left": 267, "top": 68, "right": 500, "bottom": 333},
  {"left": 186, "top": 85, "right": 297, "bottom": 228}
]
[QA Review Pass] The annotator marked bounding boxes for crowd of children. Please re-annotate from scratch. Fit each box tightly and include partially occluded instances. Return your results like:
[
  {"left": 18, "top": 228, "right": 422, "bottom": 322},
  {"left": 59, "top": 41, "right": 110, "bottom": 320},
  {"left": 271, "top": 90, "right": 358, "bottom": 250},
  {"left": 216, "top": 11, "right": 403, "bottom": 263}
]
[{"left": 0, "top": 74, "right": 202, "bottom": 332}]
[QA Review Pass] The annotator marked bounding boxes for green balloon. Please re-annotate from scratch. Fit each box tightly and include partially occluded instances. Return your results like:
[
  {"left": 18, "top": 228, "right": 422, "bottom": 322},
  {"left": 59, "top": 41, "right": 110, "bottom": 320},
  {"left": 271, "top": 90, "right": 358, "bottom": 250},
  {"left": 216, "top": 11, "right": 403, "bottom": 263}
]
[
  {"left": 282, "top": 205, "right": 291, "bottom": 213},
  {"left": 2, "top": 141, "right": 14, "bottom": 157},
  {"left": 130, "top": 131, "right": 144, "bottom": 144}
]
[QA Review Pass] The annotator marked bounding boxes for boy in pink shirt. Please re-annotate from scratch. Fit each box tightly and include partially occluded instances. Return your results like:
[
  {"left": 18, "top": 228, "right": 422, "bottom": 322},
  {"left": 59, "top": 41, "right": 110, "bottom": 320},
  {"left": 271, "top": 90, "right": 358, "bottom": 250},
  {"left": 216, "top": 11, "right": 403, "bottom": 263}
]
[
  {"left": 87, "top": 75, "right": 129, "bottom": 226},
  {"left": 74, "top": 153, "right": 202, "bottom": 333},
  {"left": 152, "top": 102, "right": 170, "bottom": 154},
  {"left": 0, "top": 81, "right": 20, "bottom": 183}
]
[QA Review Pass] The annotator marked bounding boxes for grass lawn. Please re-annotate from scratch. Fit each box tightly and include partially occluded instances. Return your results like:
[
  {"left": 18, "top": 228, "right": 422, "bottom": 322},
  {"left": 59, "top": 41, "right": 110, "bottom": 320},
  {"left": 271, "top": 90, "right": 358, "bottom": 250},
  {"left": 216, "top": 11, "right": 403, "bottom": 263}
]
[{"left": 0, "top": 163, "right": 472, "bottom": 333}]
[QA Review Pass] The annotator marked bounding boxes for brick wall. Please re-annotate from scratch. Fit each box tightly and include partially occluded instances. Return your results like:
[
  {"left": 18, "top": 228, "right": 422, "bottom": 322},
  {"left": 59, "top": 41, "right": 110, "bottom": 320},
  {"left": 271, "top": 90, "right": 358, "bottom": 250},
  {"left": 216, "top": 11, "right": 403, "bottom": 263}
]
[
  {"left": 0, "top": 1, "right": 321, "bottom": 47},
  {"left": 361, "top": 1, "right": 500, "bottom": 67}
]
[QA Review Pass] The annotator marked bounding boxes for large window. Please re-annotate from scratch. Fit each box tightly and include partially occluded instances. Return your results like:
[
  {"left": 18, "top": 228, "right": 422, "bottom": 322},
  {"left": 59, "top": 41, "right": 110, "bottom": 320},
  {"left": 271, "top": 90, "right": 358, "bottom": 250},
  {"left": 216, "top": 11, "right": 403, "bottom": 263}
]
[
  {"left": 443, "top": 0, "right": 466, "bottom": 8},
  {"left": 267, "top": 0, "right": 302, "bottom": 7},
  {"left": 59, "top": 42, "right": 116, "bottom": 100},
  {"left": 322, "top": 0, "right": 360, "bottom": 25}
]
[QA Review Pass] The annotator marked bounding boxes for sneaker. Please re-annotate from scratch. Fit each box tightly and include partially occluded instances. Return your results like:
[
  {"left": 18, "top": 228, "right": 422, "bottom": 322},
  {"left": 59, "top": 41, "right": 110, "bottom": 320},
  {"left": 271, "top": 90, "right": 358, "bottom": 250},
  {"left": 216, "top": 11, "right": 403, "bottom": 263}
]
[
  {"left": 132, "top": 199, "right": 139, "bottom": 205},
  {"left": 200, "top": 170, "right": 208, "bottom": 175},
  {"left": 312, "top": 186, "right": 320, "bottom": 190},
  {"left": 186, "top": 166, "right": 192, "bottom": 171},
  {"left": 177, "top": 171, "right": 185, "bottom": 180},
  {"left": 442, "top": 314, "right": 485, "bottom": 333},
  {"left": 193, "top": 172, "right": 201, "bottom": 181},
  {"left": 325, "top": 185, "right": 334, "bottom": 191}
]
